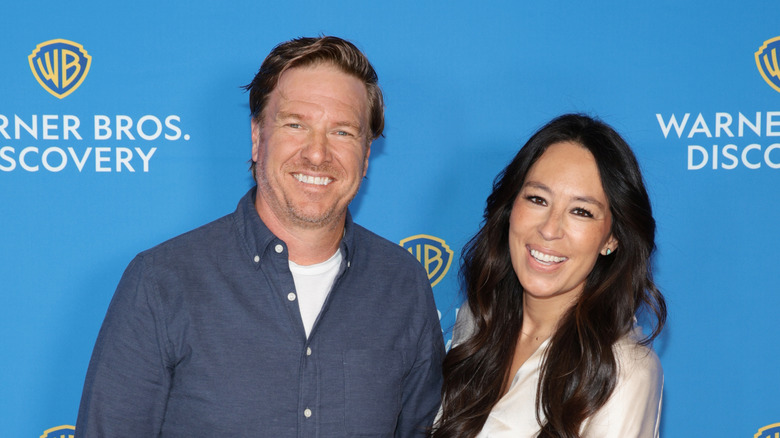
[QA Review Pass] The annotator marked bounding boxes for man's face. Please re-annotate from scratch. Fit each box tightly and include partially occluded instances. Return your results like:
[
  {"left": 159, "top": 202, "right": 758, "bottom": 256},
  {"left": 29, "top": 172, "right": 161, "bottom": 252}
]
[{"left": 252, "top": 63, "right": 371, "bottom": 231}]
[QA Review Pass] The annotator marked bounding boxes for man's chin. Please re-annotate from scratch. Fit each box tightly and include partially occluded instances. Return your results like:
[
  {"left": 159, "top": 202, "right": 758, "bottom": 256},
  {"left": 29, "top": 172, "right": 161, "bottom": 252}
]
[{"left": 288, "top": 207, "right": 343, "bottom": 230}]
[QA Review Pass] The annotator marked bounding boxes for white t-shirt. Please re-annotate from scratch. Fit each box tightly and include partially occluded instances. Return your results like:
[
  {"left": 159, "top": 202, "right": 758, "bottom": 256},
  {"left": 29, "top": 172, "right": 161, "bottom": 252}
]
[
  {"left": 452, "top": 307, "right": 663, "bottom": 438},
  {"left": 288, "top": 249, "right": 342, "bottom": 338}
]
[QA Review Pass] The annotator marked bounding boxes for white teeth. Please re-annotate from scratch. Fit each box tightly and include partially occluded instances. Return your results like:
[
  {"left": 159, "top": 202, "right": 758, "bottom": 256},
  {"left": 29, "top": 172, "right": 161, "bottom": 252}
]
[
  {"left": 530, "top": 249, "right": 567, "bottom": 264},
  {"left": 294, "top": 173, "right": 332, "bottom": 186}
]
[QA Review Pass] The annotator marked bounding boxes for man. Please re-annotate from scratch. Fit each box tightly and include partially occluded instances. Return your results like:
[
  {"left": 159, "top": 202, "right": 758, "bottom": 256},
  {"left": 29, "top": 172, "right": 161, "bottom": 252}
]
[{"left": 75, "top": 36, "right": 444, "bottom": 437}]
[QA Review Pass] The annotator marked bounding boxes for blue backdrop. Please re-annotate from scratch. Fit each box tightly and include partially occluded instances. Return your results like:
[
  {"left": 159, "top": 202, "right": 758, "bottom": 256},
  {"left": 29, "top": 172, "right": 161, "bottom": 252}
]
[{"left": 2, "top": 1, "right": 779, "bottom": 437}]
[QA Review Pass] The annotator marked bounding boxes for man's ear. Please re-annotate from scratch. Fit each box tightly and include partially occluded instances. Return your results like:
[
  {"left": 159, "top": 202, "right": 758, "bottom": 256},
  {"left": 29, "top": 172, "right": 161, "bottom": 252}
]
[
  {"left": 251, "top": 119, "right": 261, "bottom": 162},
  {"left": 362, "top": 143, "right": 371, "bottom": 178}
]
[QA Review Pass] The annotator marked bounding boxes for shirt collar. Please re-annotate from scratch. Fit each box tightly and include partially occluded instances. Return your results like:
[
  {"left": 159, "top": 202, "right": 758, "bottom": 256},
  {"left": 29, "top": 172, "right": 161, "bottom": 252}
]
[{"left": 233, "top": 186, "right": 356, "bottom": 267}]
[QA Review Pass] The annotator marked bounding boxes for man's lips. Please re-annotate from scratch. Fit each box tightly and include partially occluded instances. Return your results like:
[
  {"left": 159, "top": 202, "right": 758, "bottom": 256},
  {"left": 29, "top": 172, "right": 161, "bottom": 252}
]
[{"left": 293, "top": 173, "right": 333, "bottom": 186}]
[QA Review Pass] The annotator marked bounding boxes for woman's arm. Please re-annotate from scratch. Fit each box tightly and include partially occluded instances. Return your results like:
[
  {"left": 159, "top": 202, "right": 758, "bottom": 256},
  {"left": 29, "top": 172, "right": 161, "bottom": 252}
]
[{"left": 582, "top": 340, "right": 664, "bottom": 438}]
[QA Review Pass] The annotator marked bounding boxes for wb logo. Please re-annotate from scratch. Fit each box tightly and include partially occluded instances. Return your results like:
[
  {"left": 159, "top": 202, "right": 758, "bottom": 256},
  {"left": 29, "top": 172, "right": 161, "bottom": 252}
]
[
  {"left": 400, "top": 235, "right": 453, "bottom": 288},
  {"left": 754, "top": 423, "right": 780, "bottom": 438},
  {"left": 29, "top": 39, "right": 92, "bottom": 99},
  {"left": 756, "top": 36, "right": 780, "bottom": 93},
  {"left": 40, "top": 425, "right": 75, "bottom": 438}
]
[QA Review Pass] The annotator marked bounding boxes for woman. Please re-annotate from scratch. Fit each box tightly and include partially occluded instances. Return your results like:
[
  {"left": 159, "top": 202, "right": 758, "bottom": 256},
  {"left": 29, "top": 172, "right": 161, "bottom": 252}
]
[{"left": 432, "top": 114, "right": 667, "bottom": 438}]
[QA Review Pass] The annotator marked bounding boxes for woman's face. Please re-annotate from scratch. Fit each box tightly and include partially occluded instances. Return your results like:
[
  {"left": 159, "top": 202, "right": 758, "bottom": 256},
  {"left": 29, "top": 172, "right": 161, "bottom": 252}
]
[{"left": 508, "top": 141, "right": 617, "bottom": 304}]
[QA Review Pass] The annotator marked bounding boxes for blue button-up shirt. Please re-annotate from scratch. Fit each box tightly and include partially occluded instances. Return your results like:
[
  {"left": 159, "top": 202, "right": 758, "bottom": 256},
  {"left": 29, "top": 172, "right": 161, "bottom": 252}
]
[{"left": 75, "top": 188, "right": 445, "bottom": 437}]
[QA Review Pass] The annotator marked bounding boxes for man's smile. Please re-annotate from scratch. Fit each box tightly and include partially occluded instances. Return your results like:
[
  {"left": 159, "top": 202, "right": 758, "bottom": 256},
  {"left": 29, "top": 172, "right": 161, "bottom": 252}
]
[{"left": 293, "top": 172, "right": 333, "bottom": 186}]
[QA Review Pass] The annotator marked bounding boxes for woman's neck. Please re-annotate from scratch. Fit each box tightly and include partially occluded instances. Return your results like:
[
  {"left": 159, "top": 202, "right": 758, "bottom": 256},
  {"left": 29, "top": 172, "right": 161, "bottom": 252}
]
[{"left": 520, "top": 291, "right": 578, "bottom": 340}]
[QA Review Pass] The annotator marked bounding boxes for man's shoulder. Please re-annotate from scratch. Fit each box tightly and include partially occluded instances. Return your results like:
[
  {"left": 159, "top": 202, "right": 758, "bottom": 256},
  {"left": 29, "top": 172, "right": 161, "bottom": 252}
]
[
  {"left": 137, "top": 212, "right": 236, "bottom": 262},
  {"left": 351, "top": 223, "right": 423, "bottom": 267}
]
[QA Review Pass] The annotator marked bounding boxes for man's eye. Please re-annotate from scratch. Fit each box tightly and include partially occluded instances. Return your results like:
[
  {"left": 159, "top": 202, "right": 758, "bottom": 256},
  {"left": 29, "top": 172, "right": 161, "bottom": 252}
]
[
  {"left": 287, "top": 123, "right": 301, "bottom": 129},
  {"left": 335, "top": 130, "right": 352, "bottom": 137},
  {"left": 572, "top": 208, "right": 593, "bottom": 218}
]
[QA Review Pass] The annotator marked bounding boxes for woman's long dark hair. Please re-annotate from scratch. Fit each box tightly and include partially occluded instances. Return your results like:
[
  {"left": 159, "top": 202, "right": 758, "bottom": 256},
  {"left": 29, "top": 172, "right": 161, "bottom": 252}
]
[{"left": 432, "top": 114, "right": 667, "bottom": 438}]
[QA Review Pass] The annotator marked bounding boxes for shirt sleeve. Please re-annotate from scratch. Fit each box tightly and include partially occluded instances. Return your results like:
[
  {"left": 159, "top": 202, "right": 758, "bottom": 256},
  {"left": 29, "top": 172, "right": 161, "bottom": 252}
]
[
  {"left": 394, "top": 281, "right": 446, "bottom": 437},
  {"left": 452, "top": 303, "right": 476, "bottom": 347},
  {"left": 75, "top": 255, "right": 172, "bottom": 437},
  {"left": 582, "top": 341, "right": 664, "bottom": 438}
]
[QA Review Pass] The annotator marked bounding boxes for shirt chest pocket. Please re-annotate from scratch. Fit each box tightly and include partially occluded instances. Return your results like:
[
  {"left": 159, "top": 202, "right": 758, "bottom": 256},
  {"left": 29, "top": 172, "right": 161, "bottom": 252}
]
[{"left": 344, "top": 349, "right": 406, "bottom": 436}]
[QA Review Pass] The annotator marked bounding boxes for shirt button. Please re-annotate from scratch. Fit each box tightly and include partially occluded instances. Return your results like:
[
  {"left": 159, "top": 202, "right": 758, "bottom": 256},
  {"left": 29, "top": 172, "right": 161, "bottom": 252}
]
[
  {"left": 274, "top": 244, "right": 284, "bottom": 253},
  {"left": 287, "top": 292, "right": 296, "bottom": 301},
  {"left": 253, "top": 255, "right": 260, "bottom": 263},
  {"left": 347, "top": 261, "right": 351, "bottom": 268},
  {"left": 306, "top": 347, "right": 312, "bottom": 356},
  {"left": 304, "top": 408, "right": 312, "bottom": 418}
]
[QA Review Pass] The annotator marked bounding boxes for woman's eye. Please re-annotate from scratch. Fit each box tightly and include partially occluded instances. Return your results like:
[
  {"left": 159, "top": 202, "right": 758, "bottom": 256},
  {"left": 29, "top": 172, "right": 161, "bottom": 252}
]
[
  {"left": 526, "top": 195, "right": 546, "bottom": 206},
  {"left": 572, "top": 208, "right": 593, "bottom": 218}
]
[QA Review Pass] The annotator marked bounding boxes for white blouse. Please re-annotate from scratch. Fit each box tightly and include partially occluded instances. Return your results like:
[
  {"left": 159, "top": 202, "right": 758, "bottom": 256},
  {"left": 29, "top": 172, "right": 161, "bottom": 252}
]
[{"left": 452, "top": 309, "right": 663, "bottom": 438}]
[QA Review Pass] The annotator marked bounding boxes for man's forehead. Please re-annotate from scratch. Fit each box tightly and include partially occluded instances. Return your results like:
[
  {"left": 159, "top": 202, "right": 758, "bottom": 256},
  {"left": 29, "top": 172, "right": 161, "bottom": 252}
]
[
  {"left": 270, "top": 66, "right": 368, "bottom": 120},
  {"left": 278, "top": 64, "right": 364, "bottom": 92}
]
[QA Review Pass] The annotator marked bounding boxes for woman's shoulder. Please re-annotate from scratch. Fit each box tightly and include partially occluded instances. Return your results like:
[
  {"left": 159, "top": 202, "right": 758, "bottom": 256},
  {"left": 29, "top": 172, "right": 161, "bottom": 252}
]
[
  {"left": 581, "top": 326, "right": 664, "bottom": 437},
  {"left": 612, "top": 327, "right": 663, "bottom": 386}
]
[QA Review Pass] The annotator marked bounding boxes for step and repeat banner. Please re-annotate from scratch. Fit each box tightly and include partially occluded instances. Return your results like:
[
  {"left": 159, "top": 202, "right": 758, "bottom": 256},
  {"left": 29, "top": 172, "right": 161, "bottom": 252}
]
[{"left": 1, "top": 1, "right": 778, "bottom": 437}]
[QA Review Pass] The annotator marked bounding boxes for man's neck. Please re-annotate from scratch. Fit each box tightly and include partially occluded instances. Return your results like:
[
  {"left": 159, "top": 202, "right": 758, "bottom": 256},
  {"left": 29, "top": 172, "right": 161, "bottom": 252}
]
[{"left": 254, "top": 197, "right": 344, "bottom": 266}]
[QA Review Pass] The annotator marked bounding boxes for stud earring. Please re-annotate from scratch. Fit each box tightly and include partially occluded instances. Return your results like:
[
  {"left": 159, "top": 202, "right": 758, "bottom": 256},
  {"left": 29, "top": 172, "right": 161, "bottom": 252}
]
[{"left": 605, "top": 248, "right": 612, "bottom": 255}]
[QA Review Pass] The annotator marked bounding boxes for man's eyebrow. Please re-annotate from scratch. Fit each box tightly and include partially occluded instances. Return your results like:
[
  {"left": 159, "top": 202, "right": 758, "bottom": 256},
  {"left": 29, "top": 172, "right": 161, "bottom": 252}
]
[
  {"left": 334, "top": 120, "right": 363, "bottom": 131},
  {"left": 276, "top": 111, "right": 305, "bottom": 120}
]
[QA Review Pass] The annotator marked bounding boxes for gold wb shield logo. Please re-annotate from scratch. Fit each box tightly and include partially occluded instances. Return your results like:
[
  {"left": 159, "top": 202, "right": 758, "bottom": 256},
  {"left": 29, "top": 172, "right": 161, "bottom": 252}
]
[
  {"left": 400, "top": 234, "right": 453, "bottom": 288},
  {"left": 756, "top": 36, "right": 780, "bottom": 93},
  {"left": 755, "top": 423, "right": 780, "bottom": 438},
  {"left": 29, "top": 39, "right": 92, "bottom": 99},
  {"left": 40, "top": 425, "right": 75, "bottom": 438}
]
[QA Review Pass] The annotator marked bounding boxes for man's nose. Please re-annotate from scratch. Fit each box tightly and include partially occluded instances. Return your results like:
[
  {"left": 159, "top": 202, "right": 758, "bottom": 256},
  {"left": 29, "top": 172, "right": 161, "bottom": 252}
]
[{"left": 301, "top": 130, "right": 330, "bottom": 165}]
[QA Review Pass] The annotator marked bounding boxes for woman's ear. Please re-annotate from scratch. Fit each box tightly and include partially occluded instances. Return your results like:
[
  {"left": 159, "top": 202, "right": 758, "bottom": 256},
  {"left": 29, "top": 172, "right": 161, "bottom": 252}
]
[{"left": 601, "top": 235, "right": 619, "bottom": 256}]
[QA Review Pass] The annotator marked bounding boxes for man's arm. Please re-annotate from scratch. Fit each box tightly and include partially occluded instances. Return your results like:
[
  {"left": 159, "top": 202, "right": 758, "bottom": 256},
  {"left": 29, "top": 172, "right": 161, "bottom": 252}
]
[
  {"left": 395, "top": 287, "right": 445, "bottom": 437},
  {"left": 75, "top": 255, "right": 172, "bottom": 437}
]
